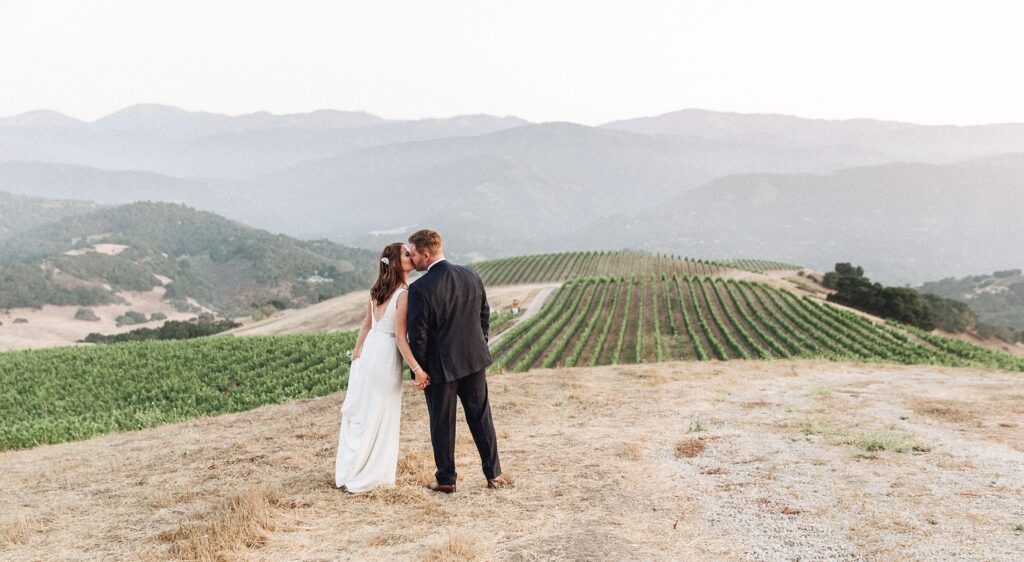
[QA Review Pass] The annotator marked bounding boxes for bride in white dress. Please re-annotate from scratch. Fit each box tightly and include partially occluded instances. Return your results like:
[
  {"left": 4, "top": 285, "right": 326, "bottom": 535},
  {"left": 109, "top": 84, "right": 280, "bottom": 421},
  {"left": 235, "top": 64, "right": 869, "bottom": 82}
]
[{"left": 335, "top": 242, "right": 422, "bottom": 493}]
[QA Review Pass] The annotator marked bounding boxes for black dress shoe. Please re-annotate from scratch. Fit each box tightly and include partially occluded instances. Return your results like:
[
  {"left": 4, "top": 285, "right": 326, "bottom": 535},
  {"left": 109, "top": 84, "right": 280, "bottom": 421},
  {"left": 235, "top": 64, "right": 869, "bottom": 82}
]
[
  {"left": 487, "top": 475, "right": 510, "bottom": 489},
  {"left": 427, "top": 482, "right": 456, "bottom": 494}
]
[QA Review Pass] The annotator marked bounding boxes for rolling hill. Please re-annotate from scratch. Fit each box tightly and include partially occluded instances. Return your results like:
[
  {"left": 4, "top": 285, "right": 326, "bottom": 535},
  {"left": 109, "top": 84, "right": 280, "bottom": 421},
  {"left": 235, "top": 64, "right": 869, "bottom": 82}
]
[
  {"left": 571, "top": 154, "right": 1024, "bottom": 285},
  {"left": 0, "top": 161, "right": 253, "bottom": 213},
  {"left": 918, "top": 269, "right": 1024, "bottom": 332},
  {"left": 0, "top": 191, "right": 99, "bottom": 240},
  {"left": 0, "top": 201, "right": 377, "bottom": 315},
  {"left": 236, "top": 121, "right": 909, "bottom": 257}
]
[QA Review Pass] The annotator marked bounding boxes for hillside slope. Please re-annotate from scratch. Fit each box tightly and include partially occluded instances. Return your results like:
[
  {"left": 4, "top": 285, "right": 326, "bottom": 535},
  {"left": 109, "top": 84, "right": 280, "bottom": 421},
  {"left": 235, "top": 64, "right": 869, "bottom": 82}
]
[
  {"left": 1, "top": 361, "right": 1021, "bottom": 560},
  {"left": 918, "top": 269, "right": 1024, "bottom": 331},
  {"left": 0, "top": 191, "right": 99, "bottom": 240},
  {"left": 0, "top": 202, "right": 377, "bottom": 316},
  {"left": 573, "top": 155, "right": 1024, "bottom": 284}
]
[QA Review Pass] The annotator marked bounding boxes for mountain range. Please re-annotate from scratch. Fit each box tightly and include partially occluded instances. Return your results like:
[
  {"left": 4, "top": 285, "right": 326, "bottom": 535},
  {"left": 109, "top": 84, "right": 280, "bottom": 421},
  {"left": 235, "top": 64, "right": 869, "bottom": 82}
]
[{"left": 1, "top": 104, "right": 1021, "bottom": 285}]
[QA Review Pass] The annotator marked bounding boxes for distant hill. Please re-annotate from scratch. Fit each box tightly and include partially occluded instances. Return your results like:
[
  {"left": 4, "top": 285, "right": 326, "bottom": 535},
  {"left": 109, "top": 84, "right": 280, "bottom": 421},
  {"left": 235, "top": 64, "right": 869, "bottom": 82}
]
[
  {"left": 0, "top": 161, "right": 256, "bottom": 216},
  {"left": 0, "top": 110, "right": 85, "bottom": 128},
  {"left": 572, "top": 154, "right": 1024, "bottom": 285},
  {"left": 0, "top": 141, "right": 63, "bottom": 163},
  {"left": 0, "top": 104, "right": 530, "bottom": 177},
  {"left": 0, "top": 202, "right": 377, "bottom": 315},
  {"left": 603, "top": 108, "right": 1024, "bottom": 162},
  {"left": 3, "top": 105, "right": 1024, "bottom": 284},
  {"left": 239, "top": 122, "right": 908, "bottom": 258},
  {"left": 0, "top": 191, "right": 99, "bottom": 239},
  {"left": 91, "top": 104, "right": 386, "bottom": 138},
  {"left": 918, "top": 269, "right": 1024, "bottom": 331}
]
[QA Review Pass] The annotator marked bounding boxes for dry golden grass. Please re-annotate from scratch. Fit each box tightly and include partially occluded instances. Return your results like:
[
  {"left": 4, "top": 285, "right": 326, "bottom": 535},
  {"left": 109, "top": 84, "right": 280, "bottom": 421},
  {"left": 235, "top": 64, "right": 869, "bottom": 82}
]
[
  {"left": 675, "top": 438, "right": 707, "bottom": 458},
  {"left": 0, "top": 286, "right": 211, "bottom": 351},
  {"left": 2, "top": 360, "right": 1023, "bottom": 560},
  {"left": 617, "top": 442, "right": 644, "bottom": 460},
  {"left": 158, "top": 486, "right": 281, "bottom": 561},
  {"left": 422, "top": 534, "right": 482, "bottom": 562},
  {"left": 0, "top": 516, "right": 29, "bottom": 546},
  {"left": 912, "top": 399, "right": 978, "bottom": 424}
]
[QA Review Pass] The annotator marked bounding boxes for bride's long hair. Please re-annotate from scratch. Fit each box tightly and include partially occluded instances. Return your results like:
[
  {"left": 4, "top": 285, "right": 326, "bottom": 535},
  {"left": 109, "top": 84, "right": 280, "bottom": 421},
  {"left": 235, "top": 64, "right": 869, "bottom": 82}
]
[{"left": 370, "top": 242, "right": 406, "bottom": 305}]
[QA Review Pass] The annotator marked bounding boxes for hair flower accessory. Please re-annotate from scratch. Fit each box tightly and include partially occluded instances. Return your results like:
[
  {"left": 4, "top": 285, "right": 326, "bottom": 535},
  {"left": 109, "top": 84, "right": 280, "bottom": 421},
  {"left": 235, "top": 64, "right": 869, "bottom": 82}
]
[{"left": 380, "top": 256, "right": 390, "bottom": 265}]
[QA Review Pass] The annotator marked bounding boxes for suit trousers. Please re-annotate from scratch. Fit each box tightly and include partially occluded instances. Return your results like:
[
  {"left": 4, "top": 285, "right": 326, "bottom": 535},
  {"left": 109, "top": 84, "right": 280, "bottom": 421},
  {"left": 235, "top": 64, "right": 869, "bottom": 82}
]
[{"left": 423, "top": 369, "right": 501, "bottom": 485}]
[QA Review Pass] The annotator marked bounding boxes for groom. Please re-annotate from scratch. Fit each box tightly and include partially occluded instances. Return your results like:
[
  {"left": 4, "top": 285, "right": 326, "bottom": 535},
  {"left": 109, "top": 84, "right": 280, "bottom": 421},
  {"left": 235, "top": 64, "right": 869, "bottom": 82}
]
[{"left": 406, "top": 229, "right": 508, "bottom": 493}]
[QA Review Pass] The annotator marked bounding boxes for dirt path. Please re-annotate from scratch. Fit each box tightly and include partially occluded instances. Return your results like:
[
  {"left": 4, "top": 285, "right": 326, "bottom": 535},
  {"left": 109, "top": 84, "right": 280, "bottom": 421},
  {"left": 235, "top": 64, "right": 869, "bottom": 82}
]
[
  {"left": 488, "top": 283, "right": 560, "bottom": 348},
  {"left": 2, "top": 361, "right": 1023, "bottom": 561}
]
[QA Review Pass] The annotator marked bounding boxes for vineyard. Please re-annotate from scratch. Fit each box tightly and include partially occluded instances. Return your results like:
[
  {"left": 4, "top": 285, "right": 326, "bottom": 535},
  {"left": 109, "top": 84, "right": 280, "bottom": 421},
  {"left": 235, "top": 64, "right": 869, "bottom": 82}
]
[
  {"left": 6, "top": 257, "right": 1021, "bottom": 452},
  {"left": 489, "top": 274, "right": 1024, "bottom": 373},
  {"left": 0, "top": 332, "right": 356, "bottom": 450},
  {"left": 716, "top": 258, "right": 803, "bottom": 273},
  {"left": 471, "top": 251, "right": 733, "bottom": 285}
]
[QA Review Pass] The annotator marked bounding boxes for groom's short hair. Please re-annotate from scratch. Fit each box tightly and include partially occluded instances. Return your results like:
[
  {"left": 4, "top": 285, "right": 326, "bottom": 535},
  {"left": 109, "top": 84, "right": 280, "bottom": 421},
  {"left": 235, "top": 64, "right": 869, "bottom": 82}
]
[{"left": 409, "top": 229, "right": 443, "bottom": 254}]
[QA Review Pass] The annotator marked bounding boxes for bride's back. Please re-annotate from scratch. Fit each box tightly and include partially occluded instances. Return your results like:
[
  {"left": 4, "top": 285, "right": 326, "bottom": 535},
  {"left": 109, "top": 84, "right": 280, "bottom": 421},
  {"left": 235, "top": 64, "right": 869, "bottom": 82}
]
[{"left": 372, "top": 288, "right": 406, "bottom": 335}]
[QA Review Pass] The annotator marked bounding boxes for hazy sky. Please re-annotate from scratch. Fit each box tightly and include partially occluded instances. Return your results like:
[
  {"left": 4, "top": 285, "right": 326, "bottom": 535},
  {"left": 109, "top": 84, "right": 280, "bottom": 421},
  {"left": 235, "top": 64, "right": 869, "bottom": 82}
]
[{"left": 2, "top": 0, "right": 1022, "bottom": 125}]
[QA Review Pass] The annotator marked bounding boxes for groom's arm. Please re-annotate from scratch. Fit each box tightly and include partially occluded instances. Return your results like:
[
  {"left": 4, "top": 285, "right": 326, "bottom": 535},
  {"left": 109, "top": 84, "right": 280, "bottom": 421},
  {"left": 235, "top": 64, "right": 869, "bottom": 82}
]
[
  {"left": 407, "top": 283, "right": 429, "bottom": 366},
  {"left": 479, "top": 278, "right": 490, "bottom": 343}
]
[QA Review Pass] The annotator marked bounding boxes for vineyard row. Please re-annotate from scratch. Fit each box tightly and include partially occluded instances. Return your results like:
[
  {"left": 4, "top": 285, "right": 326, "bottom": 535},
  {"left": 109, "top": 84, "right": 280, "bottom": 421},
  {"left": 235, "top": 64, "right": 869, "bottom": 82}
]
[{"left": 489, "top": 275, "right": 1024, "bottom": 373}]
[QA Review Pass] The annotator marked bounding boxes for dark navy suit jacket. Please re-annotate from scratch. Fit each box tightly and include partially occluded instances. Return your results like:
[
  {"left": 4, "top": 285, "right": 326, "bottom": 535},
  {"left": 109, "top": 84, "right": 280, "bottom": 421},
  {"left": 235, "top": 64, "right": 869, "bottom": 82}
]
[{"left": 407, "top": 260, "right": 492, "bottom": 382}]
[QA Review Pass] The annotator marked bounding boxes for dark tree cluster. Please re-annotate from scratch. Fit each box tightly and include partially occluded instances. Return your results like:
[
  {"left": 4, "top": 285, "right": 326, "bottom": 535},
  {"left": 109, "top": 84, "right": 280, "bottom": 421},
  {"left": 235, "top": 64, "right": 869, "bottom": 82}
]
[
  {"left": 82, "top": 318, "right": 240, "bottom": 344},
  {"left": 826, "top": 263, "right": 1024, "bottom": 342}
]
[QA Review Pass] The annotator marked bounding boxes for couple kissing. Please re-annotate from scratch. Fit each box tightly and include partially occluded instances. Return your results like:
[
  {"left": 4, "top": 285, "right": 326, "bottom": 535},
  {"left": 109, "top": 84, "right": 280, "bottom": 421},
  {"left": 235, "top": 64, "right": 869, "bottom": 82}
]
[{"left": 334, "top": 229, "right": 509, "bottom": 494}]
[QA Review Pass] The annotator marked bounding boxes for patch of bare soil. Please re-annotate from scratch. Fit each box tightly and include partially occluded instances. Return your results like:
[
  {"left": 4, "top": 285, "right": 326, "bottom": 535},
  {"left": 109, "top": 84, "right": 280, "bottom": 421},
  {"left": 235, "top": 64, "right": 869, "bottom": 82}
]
[
  {"left": 2, "top": 360, "right": 1023, "bottom": 561},
  {"left": 64, "top": 243, "right": 130, "bottom": 256},
  {"left": 0, "top": 287, "right": 211, "bottom": 352}
]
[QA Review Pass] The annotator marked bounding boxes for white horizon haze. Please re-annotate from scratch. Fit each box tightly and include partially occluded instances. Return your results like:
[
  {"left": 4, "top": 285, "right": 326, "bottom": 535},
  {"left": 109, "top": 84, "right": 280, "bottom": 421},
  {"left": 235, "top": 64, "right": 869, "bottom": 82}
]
[{"left": 2, "top": 0, "right": 1023, "bottom": 126}]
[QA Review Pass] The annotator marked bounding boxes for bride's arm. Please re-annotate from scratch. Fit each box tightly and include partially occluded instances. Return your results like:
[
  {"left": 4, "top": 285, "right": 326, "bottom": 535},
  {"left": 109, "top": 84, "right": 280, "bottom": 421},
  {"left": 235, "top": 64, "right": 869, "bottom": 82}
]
[
  {"left": 351, "top": 299, "right": 373, "bottom": 361},
  {"left": 394, "top": 292, "right": 425, "bottom": 380}
]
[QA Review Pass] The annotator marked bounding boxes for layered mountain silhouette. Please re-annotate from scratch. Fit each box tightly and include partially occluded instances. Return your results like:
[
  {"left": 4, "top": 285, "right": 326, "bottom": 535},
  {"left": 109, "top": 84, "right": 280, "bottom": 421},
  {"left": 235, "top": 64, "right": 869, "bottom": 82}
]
[
  {"left": 1, "top": 104, "right": 1021, "bottom": 284},
  {"left": 0, "top": 104, "right": 529, "bottom": 177}
]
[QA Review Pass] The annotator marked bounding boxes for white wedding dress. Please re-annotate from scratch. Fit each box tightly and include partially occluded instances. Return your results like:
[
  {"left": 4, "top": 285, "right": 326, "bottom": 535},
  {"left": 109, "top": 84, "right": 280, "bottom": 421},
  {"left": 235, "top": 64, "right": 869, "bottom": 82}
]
[{"left": 335, "top": 288, "right": 405, "bottom": 492}]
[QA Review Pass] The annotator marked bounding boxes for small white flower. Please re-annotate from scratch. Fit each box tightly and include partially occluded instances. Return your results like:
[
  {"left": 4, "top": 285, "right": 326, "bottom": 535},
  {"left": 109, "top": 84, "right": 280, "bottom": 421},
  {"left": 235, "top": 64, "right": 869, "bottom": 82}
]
[{"left": 380, "top": 256, "right": 390, "bottom": 265}]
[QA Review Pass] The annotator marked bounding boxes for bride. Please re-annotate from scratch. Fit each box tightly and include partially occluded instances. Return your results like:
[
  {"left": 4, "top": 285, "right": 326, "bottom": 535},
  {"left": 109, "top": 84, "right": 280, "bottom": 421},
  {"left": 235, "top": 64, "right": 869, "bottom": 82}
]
[{"left": 335, "top": 242, "right": 421, "bottom": 492}]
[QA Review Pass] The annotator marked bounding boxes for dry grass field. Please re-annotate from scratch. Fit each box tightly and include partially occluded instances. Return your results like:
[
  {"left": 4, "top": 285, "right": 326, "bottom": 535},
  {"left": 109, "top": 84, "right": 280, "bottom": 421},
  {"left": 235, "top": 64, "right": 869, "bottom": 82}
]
[
  {"left": 2, "top": 360, "right": 1023, "bottom": 561},
  {"left": 0, "top": 287, "right": 210, "bottom": 352}
]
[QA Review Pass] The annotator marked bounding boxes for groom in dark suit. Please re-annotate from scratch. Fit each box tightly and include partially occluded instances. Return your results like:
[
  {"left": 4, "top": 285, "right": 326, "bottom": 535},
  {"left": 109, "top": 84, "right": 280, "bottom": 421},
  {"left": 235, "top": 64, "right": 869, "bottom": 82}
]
[{"left": 406, "top": 229, "right": 507, "bottom": 493}]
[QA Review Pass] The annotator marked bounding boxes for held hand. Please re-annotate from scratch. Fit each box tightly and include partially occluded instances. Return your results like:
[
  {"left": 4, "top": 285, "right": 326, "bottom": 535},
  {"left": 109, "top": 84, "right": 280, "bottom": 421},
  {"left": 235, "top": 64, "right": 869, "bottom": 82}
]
[{"left": 414, "top": 369, "right": 431, "bottom": 389}]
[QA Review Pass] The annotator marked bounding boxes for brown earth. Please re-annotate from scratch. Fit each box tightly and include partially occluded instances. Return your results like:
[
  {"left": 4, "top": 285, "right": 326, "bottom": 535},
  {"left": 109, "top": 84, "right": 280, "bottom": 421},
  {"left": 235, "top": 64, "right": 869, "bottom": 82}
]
[{"left": 2, "top": 360, "right": 1023, "bottom": 561}]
